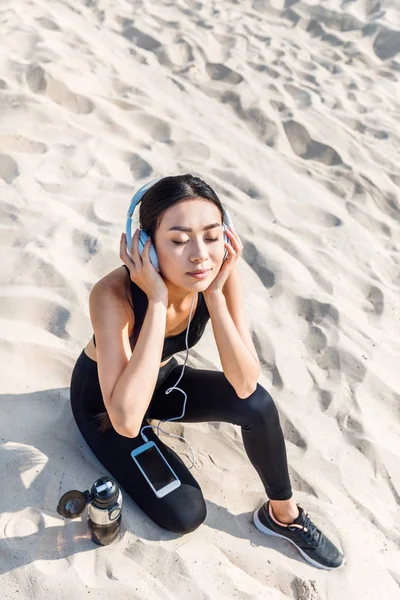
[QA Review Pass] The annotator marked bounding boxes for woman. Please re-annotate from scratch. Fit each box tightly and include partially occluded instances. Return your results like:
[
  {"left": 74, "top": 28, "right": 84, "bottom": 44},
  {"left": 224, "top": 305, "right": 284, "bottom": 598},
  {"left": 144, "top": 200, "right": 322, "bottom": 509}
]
[{"left": 70, "top": 174, "right": 344, "bottom": 570}]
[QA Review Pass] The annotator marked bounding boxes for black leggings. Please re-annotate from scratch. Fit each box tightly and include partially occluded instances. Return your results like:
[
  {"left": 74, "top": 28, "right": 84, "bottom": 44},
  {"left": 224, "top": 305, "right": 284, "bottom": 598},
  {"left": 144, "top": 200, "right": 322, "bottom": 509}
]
[{"left": 70, "top": 350, "right": 292, "bottom": 534}]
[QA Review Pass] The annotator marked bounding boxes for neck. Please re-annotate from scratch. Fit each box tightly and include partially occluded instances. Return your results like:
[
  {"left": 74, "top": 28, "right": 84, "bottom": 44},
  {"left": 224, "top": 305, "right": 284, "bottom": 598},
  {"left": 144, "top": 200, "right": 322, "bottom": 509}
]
[{"left": 162, "top": 277, "right": 198, "bottom": 311}]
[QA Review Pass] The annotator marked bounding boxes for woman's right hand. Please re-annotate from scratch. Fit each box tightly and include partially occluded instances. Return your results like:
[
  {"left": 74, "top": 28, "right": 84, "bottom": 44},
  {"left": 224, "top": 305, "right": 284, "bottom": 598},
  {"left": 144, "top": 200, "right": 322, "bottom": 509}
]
[{"left": 120, "top": 230, "right": 168, "bottom": 305}]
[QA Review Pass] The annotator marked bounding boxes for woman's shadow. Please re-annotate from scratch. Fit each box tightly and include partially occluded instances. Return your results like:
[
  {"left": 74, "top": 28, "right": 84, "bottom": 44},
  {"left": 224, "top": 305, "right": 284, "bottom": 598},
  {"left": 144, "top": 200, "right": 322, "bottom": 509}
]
[{"left": 0, "top": 387, "right": 302, "bottom": 577}]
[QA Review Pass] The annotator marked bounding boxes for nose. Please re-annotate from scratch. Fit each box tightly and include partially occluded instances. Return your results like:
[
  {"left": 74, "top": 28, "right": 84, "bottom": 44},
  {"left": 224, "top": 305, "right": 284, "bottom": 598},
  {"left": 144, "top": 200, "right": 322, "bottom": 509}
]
[{"left": 190, "top": 238, "right": 209, "bottom": 263}]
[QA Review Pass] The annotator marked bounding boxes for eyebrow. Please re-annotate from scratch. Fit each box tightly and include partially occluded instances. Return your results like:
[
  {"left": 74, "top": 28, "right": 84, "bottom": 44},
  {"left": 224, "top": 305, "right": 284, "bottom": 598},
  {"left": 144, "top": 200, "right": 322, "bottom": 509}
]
[{"left": 168, "top": 223, "right": 221, "bottom": 232}]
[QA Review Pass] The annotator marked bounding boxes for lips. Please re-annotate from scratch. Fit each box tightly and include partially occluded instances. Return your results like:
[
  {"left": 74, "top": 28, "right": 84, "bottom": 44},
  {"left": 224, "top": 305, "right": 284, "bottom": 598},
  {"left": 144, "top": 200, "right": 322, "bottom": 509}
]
[{"left": 186, "top": 269, "right": 211, "bottom": 280}]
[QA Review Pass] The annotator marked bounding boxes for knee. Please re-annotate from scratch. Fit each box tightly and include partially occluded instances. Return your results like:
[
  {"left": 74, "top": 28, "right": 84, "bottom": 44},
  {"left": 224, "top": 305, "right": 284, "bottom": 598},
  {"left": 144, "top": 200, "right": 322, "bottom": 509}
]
[
  {"left": 165, "top": 503, "right": 206, "bottom": 534},
  {"left": 240, "top": 384, "right": 280, "bottom": 428},
  {"left": 158, "top": 490, "right": 207, "bottom": 534}
]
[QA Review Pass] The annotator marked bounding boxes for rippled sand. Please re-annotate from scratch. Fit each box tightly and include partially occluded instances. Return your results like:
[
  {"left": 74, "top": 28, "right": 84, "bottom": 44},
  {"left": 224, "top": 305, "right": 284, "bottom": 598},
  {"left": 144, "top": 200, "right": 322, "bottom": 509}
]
[{"left": 1, "top": 1, "right": 399, "bottom": 598}]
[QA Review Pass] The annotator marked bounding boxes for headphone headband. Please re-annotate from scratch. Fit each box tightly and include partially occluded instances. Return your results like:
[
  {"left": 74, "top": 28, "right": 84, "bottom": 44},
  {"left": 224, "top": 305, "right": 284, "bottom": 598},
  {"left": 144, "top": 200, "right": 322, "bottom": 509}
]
[
  {"left": 127, "top": 177, "right": 233, "bottom": 232},
  {"left": 127, "top": 177, "right": 163, "bottom": 218}
]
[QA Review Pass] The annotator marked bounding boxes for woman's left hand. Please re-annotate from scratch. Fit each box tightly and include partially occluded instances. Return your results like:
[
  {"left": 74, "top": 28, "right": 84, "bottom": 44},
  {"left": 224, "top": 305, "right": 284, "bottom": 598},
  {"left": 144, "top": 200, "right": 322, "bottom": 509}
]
[{"left": 204, "top": 227, "right": 243, "bottom": 296}]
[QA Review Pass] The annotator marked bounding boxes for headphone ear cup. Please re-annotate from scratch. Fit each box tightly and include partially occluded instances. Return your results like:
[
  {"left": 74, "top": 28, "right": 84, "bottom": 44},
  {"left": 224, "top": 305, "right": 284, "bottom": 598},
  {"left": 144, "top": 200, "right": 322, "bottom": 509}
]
[
  {"left": 222, "top": 207, "right": 235, "bottom": 262},
  {"left": 223, "top": 224, "right": 230, "bottom": 245},
  {"left": 138, "top": 230, "right": 160, "bottom": 272},
  {"left": 222, "top": 223, "right": 230, "bottom": 262}
]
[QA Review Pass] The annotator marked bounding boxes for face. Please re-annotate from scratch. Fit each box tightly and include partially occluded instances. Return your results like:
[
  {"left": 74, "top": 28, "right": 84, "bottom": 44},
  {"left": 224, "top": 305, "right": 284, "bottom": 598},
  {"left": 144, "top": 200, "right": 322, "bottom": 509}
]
[{"left": 154, "top": 198, "right": 225, "bottom": 291}]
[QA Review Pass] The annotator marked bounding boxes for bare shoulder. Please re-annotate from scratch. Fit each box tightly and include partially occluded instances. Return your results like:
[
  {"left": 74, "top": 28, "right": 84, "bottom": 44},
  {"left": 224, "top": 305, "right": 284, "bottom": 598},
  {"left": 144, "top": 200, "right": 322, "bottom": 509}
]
[
  {"left": 92, "top": 265, "right": 129, "bottom": 295},
  {"left": 89, "top": 266, "right": 133, "bottom": 330}
]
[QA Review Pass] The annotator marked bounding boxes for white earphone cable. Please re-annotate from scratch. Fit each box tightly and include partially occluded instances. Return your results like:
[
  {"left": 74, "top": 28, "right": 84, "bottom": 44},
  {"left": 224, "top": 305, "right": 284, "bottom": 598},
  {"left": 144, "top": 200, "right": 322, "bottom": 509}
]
[{"left": 139, "top": 292, "right": 197, "bottom": 469}]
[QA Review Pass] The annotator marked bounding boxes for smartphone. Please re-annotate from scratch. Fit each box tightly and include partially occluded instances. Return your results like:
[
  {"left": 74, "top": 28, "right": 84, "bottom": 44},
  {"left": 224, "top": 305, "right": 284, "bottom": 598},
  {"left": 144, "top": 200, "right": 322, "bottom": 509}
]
[{"left": 130, "top": 441, "right": 181, "bottom": 498}]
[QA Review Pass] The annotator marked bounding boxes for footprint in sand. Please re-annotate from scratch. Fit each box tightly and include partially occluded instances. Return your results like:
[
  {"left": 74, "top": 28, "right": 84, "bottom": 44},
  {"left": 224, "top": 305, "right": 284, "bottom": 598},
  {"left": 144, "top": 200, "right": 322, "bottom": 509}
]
[
  {"left": 290, "top": 467, "right": 318, "bottom": 497},
  {"left": 0, "top": 294, "right": 70, "bottom": 339},
  {"left": 122, "top": 25, "right": 161, "bottom": 51},
  {"left": 213, "top": 166, "right": 264, "bottom": 200},
  {"left": 130, "top": 113, "right": 172, "bottom": 144},
  {"left": 158, "top": 37, "right": 195, "bottom": 69},
  {"left": 345, "top": 413, "right": 365, "bottom": 437},
  {"left": 364, "top": 285, "right": 384, "bottom": 317},
  {"left": 206, "top": 63, "right": 243, "bottom": 85},
  {"left": 26, "top": 64, "right": 94, "bottom": 114},
  {"left": 252, "top": 333, "right": 284, "bottom": 389},
  {"left": 338, "top": 348, "right": 368, "bottom": 388},
  {"left": 315, "top": 347, "right": 341, "bottom": 384},
  {"left": 297, "top": 297, "right": 339, "bottom": 327},
  {"left": 307, "top": 19, "right": 344, "bottom": 48},
  {"left": 127, "top": 153, "right": 153, "bottom": 179},
  {"left": 283, "top": 120, "right": 343, "bottom": 166},
  {"left": 284, "top": 8, "right": 300, "bottom": 26},
  {"left": 242, "top": 241, "right": 276, "bottom": 289},
  {"left": 48, "top": 305, "right": 70, "bottom": 339},
  {"left": 72, "top": 230, "right": 99, "bottom": 261},
  {"left": 0, "top": 154, "right": 19, "bottom": 183},
  {"left": 3, "top": 508, "right": 45, "bottom": 549},
  {"left": 389, "top": 172, "right": 400, "bottom": 187},
  {"left": 304, "top": 325, "right": 328, "bottom": 355},
  {"left": 359, "top": 176, "right": 400, "bottom": 223},
  {"left": 284, "top": 84, "right": 312, "bottom": 109},
  {"left": 0, "top": 204, "right": 20, "bottom": 243},
  {"left": 293, "top": 577, "right": 323, "bottom": 600},
  {"left": 249, "top": 62, "right": 280, "bottom": 79},
  {"left": 245, "top": 106, "right": 278, "bottom": 146},
  {"left": 35, "top": 17, "right": 61, "bottom": 31},
  {"left": 318, "top": 389, "right": 333, "bottom": 412},
  {"left": 270, "top": 365, "right": 283, "bottom": 389},
  {"left": 26, "top": 64, "right": 48, "bottom": 93},
  {"left": 281, "top": 415, "right": 308, "bottom": 450},
  {"left": 373, "top": 28, "right": 400, "bottom": 61}
]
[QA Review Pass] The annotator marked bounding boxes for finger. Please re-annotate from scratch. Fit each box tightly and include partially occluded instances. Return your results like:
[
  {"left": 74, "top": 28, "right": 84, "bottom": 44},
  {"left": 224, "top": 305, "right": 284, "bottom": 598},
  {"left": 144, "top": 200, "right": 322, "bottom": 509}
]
[
  {"left": 226, "top": 228, "right": 238, "bottom": 243},
  {"left": 120, "top": 232, "right": 130, "bottom": 254},
  {"left": 227, "top": 242, "right": 241, "bottom": 263},
  {"left": 226, "top": 229, "right": 242, "bottom": 249},
  {"left": 224, "top": 242, "right": 236, "bottom": 259},
  {"left": 130, "top": 229, "right": 145, "bottom": 267},
  {"left": 225, "top": 237, "right": 237, "bottom": 251},
  {"left": 226, "top": 228, "right": 240, "bottom": 242},
  {"left": 120, "top": 233, "right": 136, "bottom": 268},
  {"left": 141, "top": 236, "right": 152, "bottom": 261},
  {"left": 120, "top": 233, "right": 129, "bottom": 257}
]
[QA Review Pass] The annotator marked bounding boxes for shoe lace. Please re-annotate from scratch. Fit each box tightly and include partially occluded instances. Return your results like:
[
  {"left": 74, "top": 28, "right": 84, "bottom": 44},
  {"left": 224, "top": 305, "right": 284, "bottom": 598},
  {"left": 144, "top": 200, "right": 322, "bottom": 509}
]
[{"left": 291, "top": 512, "right": 322, "bottom": 547}]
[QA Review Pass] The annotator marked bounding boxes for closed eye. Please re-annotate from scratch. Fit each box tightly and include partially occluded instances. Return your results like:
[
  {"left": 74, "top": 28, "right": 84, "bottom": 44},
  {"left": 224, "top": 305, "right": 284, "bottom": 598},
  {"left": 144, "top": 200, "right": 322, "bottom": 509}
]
[{"left": 173, "top": 238, "right": 220, "bottom": 246}]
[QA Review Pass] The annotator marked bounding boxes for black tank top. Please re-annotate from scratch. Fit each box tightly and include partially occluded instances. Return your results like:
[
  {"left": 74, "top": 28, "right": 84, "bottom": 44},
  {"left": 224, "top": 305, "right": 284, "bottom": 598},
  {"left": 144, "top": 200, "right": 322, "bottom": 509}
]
[{"left": 92, "top": 265, "right": 210, "bottom": 361}]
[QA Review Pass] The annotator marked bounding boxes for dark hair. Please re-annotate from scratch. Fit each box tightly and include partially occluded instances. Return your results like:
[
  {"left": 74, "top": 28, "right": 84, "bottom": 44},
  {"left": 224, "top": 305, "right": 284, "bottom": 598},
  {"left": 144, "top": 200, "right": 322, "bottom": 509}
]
[
  {"left": 139, "top": 174, "right": 225, "bottom": 241},
  {"left": 96, "top": 174, "right": 224, "bottom": 434}
]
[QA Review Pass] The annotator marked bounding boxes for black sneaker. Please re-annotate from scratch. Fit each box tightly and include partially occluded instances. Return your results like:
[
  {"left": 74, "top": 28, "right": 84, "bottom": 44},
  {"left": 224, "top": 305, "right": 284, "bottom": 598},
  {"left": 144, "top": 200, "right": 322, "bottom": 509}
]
[{"left": 253, "top": 501, "right": 344, "bottom": 570}]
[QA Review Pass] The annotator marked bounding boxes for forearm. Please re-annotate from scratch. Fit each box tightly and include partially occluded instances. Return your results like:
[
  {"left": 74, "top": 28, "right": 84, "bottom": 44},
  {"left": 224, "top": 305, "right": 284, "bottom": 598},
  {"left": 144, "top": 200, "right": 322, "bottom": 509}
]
[
  {"left": 204, "top": 291, "right": 260, "bottom": 398},
  {"left": 110, "top": 298, "right": 167, "bottom": 436}
]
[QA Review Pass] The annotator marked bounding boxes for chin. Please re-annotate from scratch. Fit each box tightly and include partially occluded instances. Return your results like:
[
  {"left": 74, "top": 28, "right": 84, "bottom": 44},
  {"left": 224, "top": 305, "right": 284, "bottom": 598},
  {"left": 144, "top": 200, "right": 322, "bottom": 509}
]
[{"left": 184, "top": 278, "right": 209, "bottom": 288}]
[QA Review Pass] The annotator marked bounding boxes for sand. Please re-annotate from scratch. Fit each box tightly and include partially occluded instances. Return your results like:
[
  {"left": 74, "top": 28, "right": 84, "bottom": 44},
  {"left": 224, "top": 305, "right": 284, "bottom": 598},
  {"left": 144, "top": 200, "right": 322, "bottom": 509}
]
[{"left": 1, "top": 0, "right": 399, "bottom": 598}]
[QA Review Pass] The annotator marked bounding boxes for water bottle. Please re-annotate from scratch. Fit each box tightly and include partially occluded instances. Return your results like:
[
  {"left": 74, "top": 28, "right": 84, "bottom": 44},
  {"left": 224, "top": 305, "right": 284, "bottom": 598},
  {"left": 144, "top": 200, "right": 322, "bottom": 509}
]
[{"left": 57, "top": 476, "right": 123, "bottom": 546}]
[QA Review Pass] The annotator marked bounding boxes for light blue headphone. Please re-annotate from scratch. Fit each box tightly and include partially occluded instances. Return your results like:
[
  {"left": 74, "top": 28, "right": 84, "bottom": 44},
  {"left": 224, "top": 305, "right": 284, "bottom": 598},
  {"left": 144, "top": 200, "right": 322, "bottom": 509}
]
[{"left": 126, "top": 177, "right": 234, "bottom": 272}]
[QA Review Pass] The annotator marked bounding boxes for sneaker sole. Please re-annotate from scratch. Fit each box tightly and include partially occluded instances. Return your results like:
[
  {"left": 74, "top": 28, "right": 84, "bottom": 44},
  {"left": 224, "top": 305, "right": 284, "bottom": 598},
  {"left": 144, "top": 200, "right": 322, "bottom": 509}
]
[{"left": 253, "top": 507, "right": 345, "bottom": 571}]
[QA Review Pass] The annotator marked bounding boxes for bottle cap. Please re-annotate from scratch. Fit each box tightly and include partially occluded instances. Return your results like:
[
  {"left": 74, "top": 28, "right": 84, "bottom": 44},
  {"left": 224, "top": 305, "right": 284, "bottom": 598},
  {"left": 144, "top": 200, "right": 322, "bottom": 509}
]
[
  {"left": 91, "top": 477, "right": 119, "bottom": 508},
  {"left": 57, "top": 489, "right": 91, "bottom": 519}
]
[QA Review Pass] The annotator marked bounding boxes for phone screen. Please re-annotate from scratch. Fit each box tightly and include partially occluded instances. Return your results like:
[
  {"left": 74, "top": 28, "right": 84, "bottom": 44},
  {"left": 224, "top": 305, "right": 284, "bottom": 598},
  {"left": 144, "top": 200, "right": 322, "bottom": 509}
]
[{"left": 134, "top": 445, "right": 177, "bottom": 491}]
